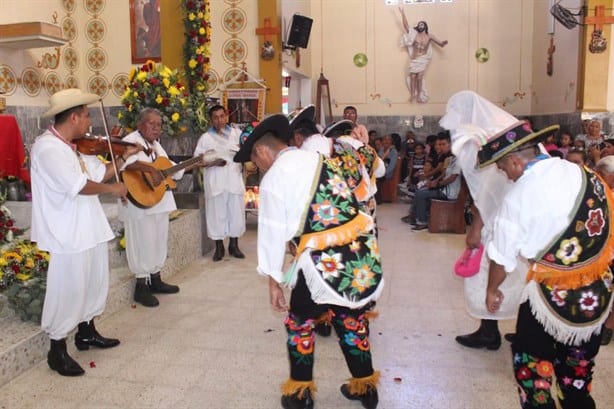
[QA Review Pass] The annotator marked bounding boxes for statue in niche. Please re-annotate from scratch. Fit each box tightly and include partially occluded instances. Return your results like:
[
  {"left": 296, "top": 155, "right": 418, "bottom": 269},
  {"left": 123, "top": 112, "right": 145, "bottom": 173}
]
[{"left": 399, "top": 7, "right": 448, "bottom": 103}]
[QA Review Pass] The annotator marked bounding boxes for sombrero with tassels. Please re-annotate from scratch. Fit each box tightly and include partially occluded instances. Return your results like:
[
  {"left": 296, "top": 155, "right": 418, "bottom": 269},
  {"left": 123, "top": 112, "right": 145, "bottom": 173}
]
[
  {"left": 478, "top": 122, "right": 560, "bottom": 168},
  {"left": 322, "top": 119, "right": 354, "bottom": 138},
  {"left": 233, "top": 114, "right": 290, "bottom": 163}
]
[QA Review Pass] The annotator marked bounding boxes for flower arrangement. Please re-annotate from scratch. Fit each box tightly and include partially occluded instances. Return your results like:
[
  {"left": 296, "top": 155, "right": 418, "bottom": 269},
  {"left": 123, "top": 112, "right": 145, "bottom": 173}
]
[
  {"left": 182, "top": 0, "right": 211, "bottom": 131},
  {"left": 0, "top": 202, "right": 25, "bottom": 249},
  {"left": 118, "top": 60, "right": 189, "bottom": 137},
  {"left": 0, "top": 240, "right": 49, "bottom": 291}
]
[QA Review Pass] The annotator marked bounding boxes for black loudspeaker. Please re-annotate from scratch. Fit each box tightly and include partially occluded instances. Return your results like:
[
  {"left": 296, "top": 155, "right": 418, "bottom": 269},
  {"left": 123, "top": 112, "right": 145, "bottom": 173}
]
[{"left": 287, "top": 14, "right": 313, "bottom": 49}]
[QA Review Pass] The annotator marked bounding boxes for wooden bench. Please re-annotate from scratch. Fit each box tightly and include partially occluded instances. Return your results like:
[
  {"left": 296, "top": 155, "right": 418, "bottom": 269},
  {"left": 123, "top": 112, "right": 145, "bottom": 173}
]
[
  {"left": 380, "top": 159, "right": 402, "bottom": 203},
  {"left": 428, "top": 176, "right": 469, "bottom": 234}
]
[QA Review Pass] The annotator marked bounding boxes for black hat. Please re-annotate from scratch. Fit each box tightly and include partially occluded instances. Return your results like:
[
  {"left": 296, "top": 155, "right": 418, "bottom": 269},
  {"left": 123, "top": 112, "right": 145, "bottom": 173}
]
[
  {"left": 478, "top": 123, "right": 560, "bottom": 167},
  {"left": 233, "top": 114, "right": 290, "bottom": 163},
  {"left": 288, "top": 105, "right": 316, "bottom": 131},
  {"left": 322, "top": 119, "right": 354, "bottom": 138}
]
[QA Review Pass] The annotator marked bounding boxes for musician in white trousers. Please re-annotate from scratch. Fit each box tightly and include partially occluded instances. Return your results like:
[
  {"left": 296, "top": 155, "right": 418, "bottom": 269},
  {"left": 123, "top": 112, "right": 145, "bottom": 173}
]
[
  {"left": 120, "top": 108, "right": 183, "bottom": 307},
  {"left": 32, "top": 89, "right": 135, "bottom": 377},
  {"left": 194, "top": 105, "right": 246, "bottom": 262}
]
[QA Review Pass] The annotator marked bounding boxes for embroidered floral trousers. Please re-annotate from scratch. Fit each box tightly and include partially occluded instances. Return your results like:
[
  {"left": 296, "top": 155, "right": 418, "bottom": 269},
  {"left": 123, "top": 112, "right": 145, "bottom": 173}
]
[
  {"left": 512, "top": 302, "right": 602, "bottom": 409},
  {"left": 285, "top": 272, "right": 375, "bottom": 382}
]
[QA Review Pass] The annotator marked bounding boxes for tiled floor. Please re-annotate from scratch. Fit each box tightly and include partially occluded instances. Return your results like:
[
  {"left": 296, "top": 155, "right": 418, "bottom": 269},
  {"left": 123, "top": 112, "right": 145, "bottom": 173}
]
[{"left": 1, "top": 202, "right": 614, "bottom": 409}]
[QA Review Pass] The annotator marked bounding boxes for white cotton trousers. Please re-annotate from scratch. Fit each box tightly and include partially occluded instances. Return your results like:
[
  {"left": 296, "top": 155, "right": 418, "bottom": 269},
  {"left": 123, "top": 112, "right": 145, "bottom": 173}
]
[
  {"left": 125, "top": 212, "right": 169, "bottom": 278},
  {"left": 41, "top": 243, "right": 109, "bottom": 340},
  {"left": 205, "top": 192, "right": 246, "bottom": 240}
]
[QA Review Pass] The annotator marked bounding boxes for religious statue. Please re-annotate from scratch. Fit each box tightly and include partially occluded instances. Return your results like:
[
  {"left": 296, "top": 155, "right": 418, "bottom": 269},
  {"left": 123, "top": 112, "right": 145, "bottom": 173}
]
[{"left": 399, "top": 7, "right": 448, "bottom": 104}]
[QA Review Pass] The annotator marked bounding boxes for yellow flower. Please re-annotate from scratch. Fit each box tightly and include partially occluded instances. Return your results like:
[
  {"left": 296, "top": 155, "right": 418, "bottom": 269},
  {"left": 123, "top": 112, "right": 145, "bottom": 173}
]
[
  {"left": 0, "top": 257, "right": 7, "bottom": 267},
  {"left": 162, "top": 66, "right": 172, "bottom": 77},
  {"left": 128, "top": 68, "right": 136, "bottom": 82},
  {"left": 155, "top": 94, "right": 163, "bottom": 104},
  {"left": 122, "top": 88, "right": 131, "bottom": 99},
  {"left": 189, "top": 12, "right": 195, "bottom": 21},
  {"left": 162, "top": 78, "right": 170, "bottom": 88},
  {"left": 128, "top": 104, "right": 133, "bottom": 112},
  {"left": 188, "top": 59, "right": 198, "bottom": 69},
  {"left": 136, "top": 71, "right": 147, "bottom": 81},
  {"left": 133, "top": 91, "right": 138, "bottom": 98},
  {"left": 119, "top": 237, "right": 126, "bottom": 250},
  {"left": 199, "top": 27, "right": 205, "bottom": 35},
  {"left": 118, "top": 112, "right": 123, "bottom": 119},
  {"left": 168, "top": 86, "right": 181, "bottom": 96},
  {"left": 197, "top": 84, "right": 205, "bottom": 91},
  {"left": 171, "top": 113, "right": 180, "bottom": 122},
  {"left": 197, "top": 12, "right": 204, "bottom": 19},
  {"left": 25, "top": 258, "right": 35, "bottom": 269},
  {"left": 15, "top": 273, "right": 31, "bottom": 281},
  {"left": 180, "top": 98, "right": 186, "bottom": 106}
]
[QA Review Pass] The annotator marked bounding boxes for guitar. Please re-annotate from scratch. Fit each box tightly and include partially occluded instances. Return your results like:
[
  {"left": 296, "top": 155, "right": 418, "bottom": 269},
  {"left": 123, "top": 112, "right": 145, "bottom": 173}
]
[{"left": 121, "top": 156, "right": 206, "bottom": 208}]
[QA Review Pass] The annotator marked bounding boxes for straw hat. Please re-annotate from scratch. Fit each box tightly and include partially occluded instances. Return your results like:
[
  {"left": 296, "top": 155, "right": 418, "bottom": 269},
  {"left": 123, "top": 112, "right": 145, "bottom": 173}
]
[{"left": 43, "top": 88, "right": 100, "bottom": 118}]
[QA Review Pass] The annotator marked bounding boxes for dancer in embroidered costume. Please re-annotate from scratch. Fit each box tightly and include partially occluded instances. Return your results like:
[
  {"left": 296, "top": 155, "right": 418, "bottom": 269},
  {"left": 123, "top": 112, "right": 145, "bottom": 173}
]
[
  {"left": 477, "top": 103, "right": 614, "bottom": 409},
  {"left": 234, "top": 115, "right": 383, "bottom": 409}
]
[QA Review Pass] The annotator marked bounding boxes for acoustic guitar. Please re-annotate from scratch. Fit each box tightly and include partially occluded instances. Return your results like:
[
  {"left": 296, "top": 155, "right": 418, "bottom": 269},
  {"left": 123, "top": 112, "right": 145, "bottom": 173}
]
[{"left": 121, "top": 156, "right": 204, "bottom": 208}]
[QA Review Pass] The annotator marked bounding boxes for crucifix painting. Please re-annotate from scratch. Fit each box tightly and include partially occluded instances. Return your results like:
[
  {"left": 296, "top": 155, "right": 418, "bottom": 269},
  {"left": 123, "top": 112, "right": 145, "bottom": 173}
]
[{"left": 130, "top": 0, "right": 161, "bottom": 64}]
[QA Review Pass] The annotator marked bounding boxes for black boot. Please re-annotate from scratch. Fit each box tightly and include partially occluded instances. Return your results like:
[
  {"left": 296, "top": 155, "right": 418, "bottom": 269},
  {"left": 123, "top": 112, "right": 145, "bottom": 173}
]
[
  {"left": 48, "top": 339, "right": 84, "bottom": 376},
  {"left": 228, "top": 237, "right": 245, "bottom": 259},
  {"left": 281, "top": 389, "right": 314, "bottom": 409},
  {"left": 314, "top": 322, "right": 332, "bottom": 337},
  {"left": 213, "top": 240, "right": 225, "bottom": 261},
  {"left": 601, "top": 326, "right": 613, "bottom": 346},
  {"left": 455, "top": 319, "right": 501, "bottom": 350},
  {"left": 134, "top": 277, "right": 159, "bottom": 307},
  {"left": 149, "top": 272, "right": 179, "bottom": 294},
  {"left": 340, "top": 384, "right": 379, "bottom": 409},
  {"left": 75, "top": 319, "right": 120, "bottom": 351}
]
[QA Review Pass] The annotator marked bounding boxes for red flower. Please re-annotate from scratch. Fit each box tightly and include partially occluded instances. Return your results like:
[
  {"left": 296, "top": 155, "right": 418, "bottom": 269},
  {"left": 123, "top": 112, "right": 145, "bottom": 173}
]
[
  {"left": 6, "top": 220, "right": 12, "bottom": 227},
  {"left": 585, "top": 208, "right": 605, "bottom": 237},
  {"left": 149, "top": 78, "right": 159, "bottom": 86},
  {"left": 516, "top": 366, "right": 531, "bottom": 380}
]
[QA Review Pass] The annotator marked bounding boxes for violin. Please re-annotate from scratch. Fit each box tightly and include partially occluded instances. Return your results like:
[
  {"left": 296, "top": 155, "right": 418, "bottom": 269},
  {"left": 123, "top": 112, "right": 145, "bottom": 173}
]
[{"left": 74, "top": 134, "right": 152, "bottom": 157}]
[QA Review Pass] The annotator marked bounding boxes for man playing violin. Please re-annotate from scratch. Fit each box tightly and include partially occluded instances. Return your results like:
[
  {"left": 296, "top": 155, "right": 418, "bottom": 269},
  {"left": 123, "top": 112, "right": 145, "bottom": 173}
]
[
  {"left": 119, "top": 108, "right": 182, "bottom": 307},
  {"left": 31, "top": 89, "right": 139, "bottom": 377}
]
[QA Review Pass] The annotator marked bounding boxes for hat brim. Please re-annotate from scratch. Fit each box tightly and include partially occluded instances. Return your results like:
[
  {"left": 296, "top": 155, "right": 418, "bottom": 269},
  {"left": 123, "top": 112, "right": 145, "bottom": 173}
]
[
  {"left": 478, "top": 124, "right": 560, "bottom": 168},
  {"left": 43, "top": 92, "right": 100, "bottom": 118},
  {"left": 322, "top": 120, "right": 354, "bottom": 137},
  {"left": 234, "top": 114, "right": 290, "bottom": 163},
  {"left": 288, "top": 105, "right": 315, "bottom": 129}
]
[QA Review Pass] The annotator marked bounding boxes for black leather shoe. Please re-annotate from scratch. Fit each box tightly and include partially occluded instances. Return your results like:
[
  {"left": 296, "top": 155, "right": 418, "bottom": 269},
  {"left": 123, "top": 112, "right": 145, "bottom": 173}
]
[
  {"left": 281, "top": 389, "right": 314, "bottom": 409},
  {"left": 455, "top": 329, "right": 501, "bottom": 350},
  {"left": 314, "top": 322, "right": 332, "bottom": 337},
  {"left": 340, "top": 384, "right": 378, "bottom": 409},
  {"left": 504, "top": 333, "right": 516, "bottom": 343},
  {"left": 149, "top": 272, "right": 179, "bottom": 294},
  {"left": 48, "top": 339, "right": 85, "bottom": 377},
  {"left": 75, "top": 320, "right": 120, "bottom": 351},
  {"left": 228, "top": 238, "right": 245, "bottom": 259},
  {"left": 401, "top": 215, "right": 416, "bottom": 225},
  {"left": 601, "top": 327, "right": 612, "bottom": 346},
  {"left": 213, "top": 240, "right": 225, "bottom": 261},
  {"left": 134, "top": 278, "right": 159, "bottom": 307}
]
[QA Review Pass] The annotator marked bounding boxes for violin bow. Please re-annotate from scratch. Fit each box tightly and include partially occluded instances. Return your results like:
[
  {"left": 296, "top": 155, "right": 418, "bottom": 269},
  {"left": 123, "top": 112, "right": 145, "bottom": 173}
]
[{"left": 98, "top": 100, "right": 121, "bottom": 182}]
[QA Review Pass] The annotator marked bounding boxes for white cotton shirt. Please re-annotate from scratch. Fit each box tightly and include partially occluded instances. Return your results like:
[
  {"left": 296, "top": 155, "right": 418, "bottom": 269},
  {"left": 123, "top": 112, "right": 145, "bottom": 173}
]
[
  {"left": 30, "top": 130, "right": 114, "bottom": 253},
  {"left": 193, "top": 125, "right": 245, "bottom": 197},
  {"left": 257, "top": 149, "right": 320, "bottom": 283},
  {"left": 487, "top": 158, "right": 582, "bottom": 273},
  {"left": 301, "top": 133, "right": 331, "bottom": 156},
  {"left": 120, "top": 130, "right": 180, "bottom": 217}
]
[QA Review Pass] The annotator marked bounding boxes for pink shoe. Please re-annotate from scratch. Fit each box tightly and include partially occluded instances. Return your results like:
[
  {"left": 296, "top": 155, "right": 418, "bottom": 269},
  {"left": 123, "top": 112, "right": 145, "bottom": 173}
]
[{"left": 454, "top": 245, "right": 484, "bottom": 278}]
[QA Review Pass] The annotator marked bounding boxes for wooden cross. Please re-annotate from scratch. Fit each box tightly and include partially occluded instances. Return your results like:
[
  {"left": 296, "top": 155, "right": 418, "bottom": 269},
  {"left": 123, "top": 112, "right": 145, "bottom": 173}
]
[
  {"left": 256, "top": 17, "right": 280, "bottom": 41},
  {"left": 547, "top": 36, "right": 555, "bottom": 76},
  {"left": 584, "top": 5, "right": 614, "bottom": 31}
]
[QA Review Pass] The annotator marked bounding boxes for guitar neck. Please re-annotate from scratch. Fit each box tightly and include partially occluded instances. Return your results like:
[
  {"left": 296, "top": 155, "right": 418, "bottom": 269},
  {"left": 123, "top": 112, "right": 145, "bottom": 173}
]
[{"left": 162, "top": 156, "right": 203, "bottom": 178}]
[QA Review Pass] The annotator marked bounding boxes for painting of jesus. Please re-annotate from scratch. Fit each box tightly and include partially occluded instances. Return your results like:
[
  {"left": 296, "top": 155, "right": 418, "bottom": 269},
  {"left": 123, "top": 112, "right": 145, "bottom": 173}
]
[{"left": 130, "top": 0, "right": 161, "bottom": 64}]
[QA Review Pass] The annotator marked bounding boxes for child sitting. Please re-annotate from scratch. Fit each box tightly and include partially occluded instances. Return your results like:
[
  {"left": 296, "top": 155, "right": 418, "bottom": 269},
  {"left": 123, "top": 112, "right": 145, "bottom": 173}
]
[{"left": 407, "top": 142, "right": 426, "bottom": 193}]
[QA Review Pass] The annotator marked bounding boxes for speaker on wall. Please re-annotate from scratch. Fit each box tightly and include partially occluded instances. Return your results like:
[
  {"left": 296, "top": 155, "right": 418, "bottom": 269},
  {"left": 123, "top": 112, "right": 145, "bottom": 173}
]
[{"left": 286, "top": 14, "right": 313, "bottom": 49}]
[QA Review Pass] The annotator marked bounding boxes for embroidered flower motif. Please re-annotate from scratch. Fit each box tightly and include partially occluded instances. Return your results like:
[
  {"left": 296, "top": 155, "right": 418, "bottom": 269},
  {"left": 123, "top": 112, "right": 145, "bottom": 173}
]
[
  {"left": 536, "top": 360, "right": 554, "bottom": 378},
  {"left": 341, "top": 154, "right": 359, "bottom": 175},
  {"left": 315, "top": 251, "right": 345, "bottom": 281},
  {"left": 532, "top": 391, "right": 550, "bottom": 404},
  {"left": 573, "top": 365, "right": 588, "bottom": 377},
  {"left": 349, "top": 241, "right": 361, "bottom": 253},
  {"left": 344, "top": 331, "right": 359, "bottom": 346},
  {"left": 356, "top": 338, "right": 370, "bottom": 351},
  {"left": 572, "top": 379, "right": 585, "bottom": 390},
  {"left": 561, "top": 376, "right": 573, "bottom": 385},
  {"left": 311, "top": 200, "right": 340, "bottom": 227},
  {"left": 585, "top": 208, "right": 605, "bottom": 237},
  {"left": 550, "top": 288, "right": 568, "bottom": 307},
  {"left": 522, "top": 122, "right": 532, "bottom": 132},
  {"left": 506, "top": 131, "right": 517, "bottom": 143},
  {"left": 343, "top": 316, "right": 360, "bottom": 331},
  {"left": 351, "top": 264, "right": 375, "bottom": 293},
  {"left": 534, "top": 379, "right": 551, "bottom": 390},
  {"left": 296, "top": 335, "right": 314, "bottom": 355},
  {"left": 592, "top": 176, "right": 605, "bottom": 201},
  {"left": 555, "top": 237, "right": 582, "bottom": 265},
  {"left": 365, "top": 236, "right": 380, "bottom": 260},
  {"left": 579, "top": 291, "right": 599, "bottom": 311},
  {"left": 516, "top": 366, "right": 531, "bottom": 380},
  {"left": 586, "top": 198, "right": 595, "bottom": 208},
  {"left": 327, "top": 174, "right": 351, "bottom": 198}
]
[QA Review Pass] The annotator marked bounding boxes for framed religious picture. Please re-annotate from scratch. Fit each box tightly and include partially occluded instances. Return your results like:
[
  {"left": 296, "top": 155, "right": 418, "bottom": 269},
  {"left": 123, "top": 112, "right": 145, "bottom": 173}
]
[
  {"left": 222, "top": 88, "right": 266, "bottom": 127},
  {"left": 129, "top": 0, "right": 162, "bottom": 64}
]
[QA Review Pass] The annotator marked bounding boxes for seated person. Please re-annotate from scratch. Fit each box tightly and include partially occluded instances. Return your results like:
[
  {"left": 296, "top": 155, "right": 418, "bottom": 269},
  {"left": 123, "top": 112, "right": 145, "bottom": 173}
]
[
  {"left": 566, "top": 147, "right": 587, "bottom": 167},
  {"left": 407, "top": 142, "right": 426, "bottom": 192},
  {"left": 557, "top": 130, "right": 573, "bottom": 158},
  {"left": 415, "top": 159, "right": 434, "bottom": 191},
  {"left": 408, "top": 142, "right": 462, "bottom": 231}
]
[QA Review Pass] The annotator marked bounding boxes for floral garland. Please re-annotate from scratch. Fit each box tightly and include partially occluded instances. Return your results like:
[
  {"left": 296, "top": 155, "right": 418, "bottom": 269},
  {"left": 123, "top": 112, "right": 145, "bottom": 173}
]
[
  {"left": 182, "top": 0, "right": 211, "bottom": 131},
  {"left": 118, "top": 60, "right": 189, "bottom": 137}
]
